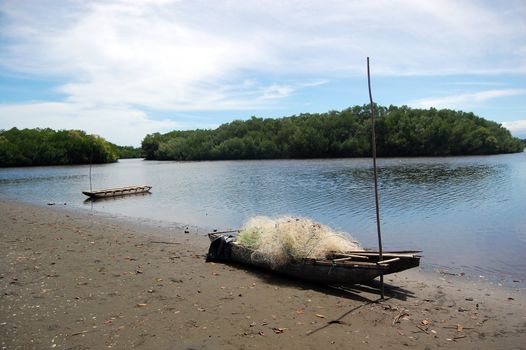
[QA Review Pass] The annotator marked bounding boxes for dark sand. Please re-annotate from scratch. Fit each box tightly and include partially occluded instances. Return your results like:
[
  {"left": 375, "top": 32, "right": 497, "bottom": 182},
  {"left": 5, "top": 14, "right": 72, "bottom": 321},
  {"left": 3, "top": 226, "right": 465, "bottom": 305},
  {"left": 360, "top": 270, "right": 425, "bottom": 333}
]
[{"left": 1, "top": 199, "right": 525, "bottom": 349}]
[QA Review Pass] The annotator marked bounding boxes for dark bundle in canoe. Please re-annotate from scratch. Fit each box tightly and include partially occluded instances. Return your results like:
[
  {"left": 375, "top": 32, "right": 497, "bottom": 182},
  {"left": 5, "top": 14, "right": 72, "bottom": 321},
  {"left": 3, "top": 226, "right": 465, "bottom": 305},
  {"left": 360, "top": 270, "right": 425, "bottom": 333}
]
[{"left": 206, "top": 232, "right": 420, "bottom": 286}]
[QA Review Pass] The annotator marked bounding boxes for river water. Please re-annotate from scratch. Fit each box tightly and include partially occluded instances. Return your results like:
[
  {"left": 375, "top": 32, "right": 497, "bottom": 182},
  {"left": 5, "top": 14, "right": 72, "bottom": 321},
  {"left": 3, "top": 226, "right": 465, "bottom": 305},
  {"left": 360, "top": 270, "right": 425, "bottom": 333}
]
[{"left": 1, "top": 153, "right": 525, "bottom": 286}]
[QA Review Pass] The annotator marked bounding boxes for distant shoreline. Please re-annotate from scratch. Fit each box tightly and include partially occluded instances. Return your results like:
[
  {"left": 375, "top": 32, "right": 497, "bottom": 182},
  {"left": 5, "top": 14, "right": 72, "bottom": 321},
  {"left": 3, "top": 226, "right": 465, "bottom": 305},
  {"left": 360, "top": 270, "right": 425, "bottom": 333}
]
[{"left": 2, "top": 149, "right": 524, "bottom": 169}]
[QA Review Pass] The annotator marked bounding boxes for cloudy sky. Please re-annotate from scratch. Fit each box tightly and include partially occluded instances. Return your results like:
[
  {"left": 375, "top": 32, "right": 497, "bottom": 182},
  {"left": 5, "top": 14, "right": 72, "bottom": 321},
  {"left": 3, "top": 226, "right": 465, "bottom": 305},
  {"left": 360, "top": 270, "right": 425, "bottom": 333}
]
[{"left": 1, "top": 0, "right": 525, "bottom": 146}]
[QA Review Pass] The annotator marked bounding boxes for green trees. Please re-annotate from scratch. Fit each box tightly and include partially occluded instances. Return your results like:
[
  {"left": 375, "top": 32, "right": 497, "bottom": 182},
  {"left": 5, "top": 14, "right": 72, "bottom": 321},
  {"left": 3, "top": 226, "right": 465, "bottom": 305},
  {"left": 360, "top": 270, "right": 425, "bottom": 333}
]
[
  {"left": 0, "top": 128, "right": 118, "bottom": 167},
  {"left": 4, "top": 106, "right": 520, "bottom": 166},
  {"left": 142, "top": 105, "right": 524, "bottom": 160},
  {"left": 113, "top": 145, "right": 144, "bottom": 159}
]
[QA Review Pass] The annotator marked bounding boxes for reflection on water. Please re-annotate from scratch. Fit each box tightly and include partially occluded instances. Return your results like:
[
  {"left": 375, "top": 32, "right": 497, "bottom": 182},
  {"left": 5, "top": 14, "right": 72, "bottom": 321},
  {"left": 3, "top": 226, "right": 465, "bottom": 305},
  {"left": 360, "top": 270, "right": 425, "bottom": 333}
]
[
  {"left": 1, "top": 153, "right": 525, "bottom": 286},
  {"left": 83, "top": 192, "right": 152, "bottom": 204}
]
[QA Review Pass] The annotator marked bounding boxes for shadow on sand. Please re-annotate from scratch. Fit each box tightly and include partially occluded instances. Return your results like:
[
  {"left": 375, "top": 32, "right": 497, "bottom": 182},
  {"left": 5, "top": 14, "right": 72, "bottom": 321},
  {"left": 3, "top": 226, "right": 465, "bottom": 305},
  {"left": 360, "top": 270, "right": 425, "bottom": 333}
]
[
  {"left": 219, "top": 260, "right": 416, "bottom": 303},
  {"left": 212, "top": 260, "right": 417, "bottom": 336}
]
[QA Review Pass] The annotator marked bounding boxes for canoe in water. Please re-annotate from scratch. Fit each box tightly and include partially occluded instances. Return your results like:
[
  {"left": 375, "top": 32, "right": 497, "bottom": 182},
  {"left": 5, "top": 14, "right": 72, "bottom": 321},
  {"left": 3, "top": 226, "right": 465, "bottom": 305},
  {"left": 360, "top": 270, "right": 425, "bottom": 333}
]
[{"left": 82, "top": 185, "right": 152, "bottom": 198}]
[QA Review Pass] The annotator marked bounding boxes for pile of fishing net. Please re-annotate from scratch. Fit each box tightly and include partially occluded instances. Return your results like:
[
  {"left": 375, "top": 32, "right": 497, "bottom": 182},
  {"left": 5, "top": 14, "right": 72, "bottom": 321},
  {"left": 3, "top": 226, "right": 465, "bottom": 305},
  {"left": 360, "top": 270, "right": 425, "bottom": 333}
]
[{"left": 236, "top": 216, "right": 361, "bottom": 268}]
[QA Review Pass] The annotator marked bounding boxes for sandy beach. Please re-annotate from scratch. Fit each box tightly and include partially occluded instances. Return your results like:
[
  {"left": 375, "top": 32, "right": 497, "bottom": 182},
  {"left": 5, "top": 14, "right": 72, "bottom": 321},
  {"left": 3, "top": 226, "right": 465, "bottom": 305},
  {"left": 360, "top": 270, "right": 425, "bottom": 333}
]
[{"left": 1, "top": 199, "right": 525, "bottom": 349}]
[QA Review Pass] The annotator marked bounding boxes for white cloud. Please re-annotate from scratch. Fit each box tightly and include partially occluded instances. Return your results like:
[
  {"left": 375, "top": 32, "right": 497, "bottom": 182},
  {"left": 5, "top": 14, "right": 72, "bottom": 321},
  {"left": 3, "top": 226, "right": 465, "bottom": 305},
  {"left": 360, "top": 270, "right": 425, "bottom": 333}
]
[
  {"left": 259, "top": 80, "right": 329, "bottom": 100},
  {"left": 0, "top": 102, "right": 180, "bottom": 146},
  {"left": 1, "top": 1, "right": 525, "bottom": 87},
  {"left": 410, "top": 89, "right": 526, "bottom": 109},
  {"left": 502, "top": 120, "right": 526, "bottom": 138}
]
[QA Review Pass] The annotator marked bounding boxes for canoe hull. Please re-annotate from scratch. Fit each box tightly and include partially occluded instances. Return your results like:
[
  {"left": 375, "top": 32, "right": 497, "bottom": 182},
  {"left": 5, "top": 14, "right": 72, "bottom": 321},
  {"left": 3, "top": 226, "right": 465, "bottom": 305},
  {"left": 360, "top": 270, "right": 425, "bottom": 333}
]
[
  {"left": 82, "top": 185, "right": 152, "bottom": 198},
  {"left": 207, "top": 234, "right": 420, "bottom": 286}
]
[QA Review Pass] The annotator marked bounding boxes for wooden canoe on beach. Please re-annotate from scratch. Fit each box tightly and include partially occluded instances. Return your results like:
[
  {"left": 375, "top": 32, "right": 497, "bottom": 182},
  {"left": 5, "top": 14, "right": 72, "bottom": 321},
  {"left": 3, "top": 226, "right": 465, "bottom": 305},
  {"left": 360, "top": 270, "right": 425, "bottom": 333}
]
[
  {"left": 82, "top": 185, "right": 152, "bottom": 198},
  {"left": 206, "top": 233, "right": 420, "bottom": 286}
]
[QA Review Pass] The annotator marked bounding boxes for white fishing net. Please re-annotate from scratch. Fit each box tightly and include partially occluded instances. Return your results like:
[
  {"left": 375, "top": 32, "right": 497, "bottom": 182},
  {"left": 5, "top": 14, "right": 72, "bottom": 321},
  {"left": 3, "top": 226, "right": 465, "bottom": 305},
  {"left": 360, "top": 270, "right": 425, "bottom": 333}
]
[{"left": 237, "top": 216, "right": 361, "bottom": 268}]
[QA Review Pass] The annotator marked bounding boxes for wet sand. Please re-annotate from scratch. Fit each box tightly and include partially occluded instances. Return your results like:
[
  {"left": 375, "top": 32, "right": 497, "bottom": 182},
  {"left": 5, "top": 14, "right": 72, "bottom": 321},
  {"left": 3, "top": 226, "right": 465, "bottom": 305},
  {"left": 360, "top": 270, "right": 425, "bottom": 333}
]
[{"left": 1, "top": 199, "right": 525, "bottom": 349}]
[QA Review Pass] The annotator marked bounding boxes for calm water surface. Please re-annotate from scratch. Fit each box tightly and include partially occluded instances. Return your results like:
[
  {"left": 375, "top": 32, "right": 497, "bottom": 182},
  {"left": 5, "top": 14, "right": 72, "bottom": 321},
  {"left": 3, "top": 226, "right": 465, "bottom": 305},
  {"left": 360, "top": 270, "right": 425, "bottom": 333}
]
[{"left": 1, "top": 153, "right": 525, "bottom": 286}]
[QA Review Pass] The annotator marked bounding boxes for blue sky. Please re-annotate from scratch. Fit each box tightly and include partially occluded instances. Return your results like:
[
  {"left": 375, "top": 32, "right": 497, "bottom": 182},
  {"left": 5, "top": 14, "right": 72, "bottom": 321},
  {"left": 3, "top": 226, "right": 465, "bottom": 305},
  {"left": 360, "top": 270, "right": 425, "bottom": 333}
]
[{"left": 1, "top": 0, "right": 525, "bottom": 146}]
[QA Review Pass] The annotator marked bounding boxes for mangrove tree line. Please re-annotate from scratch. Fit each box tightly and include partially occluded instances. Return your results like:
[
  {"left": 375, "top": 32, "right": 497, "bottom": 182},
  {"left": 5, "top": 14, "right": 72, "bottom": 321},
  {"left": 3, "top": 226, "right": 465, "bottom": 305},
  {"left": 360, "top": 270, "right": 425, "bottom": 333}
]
[
  {"left": 142, "top": 105, "right": 524, "bottom": 160},
  {"left": 0, "top": 128, "right": 119, "bottom": 167}
]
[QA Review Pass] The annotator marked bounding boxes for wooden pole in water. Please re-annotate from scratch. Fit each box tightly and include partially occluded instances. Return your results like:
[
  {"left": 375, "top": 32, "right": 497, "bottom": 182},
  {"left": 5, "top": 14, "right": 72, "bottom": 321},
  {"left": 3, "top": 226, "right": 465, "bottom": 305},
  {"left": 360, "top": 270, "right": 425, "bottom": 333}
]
[
  {"left": 89, "top": 142, "right": 93, "bottom": 192},
  {"left": 367, "top": 57, "right": 385, "bottom": 299}
]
